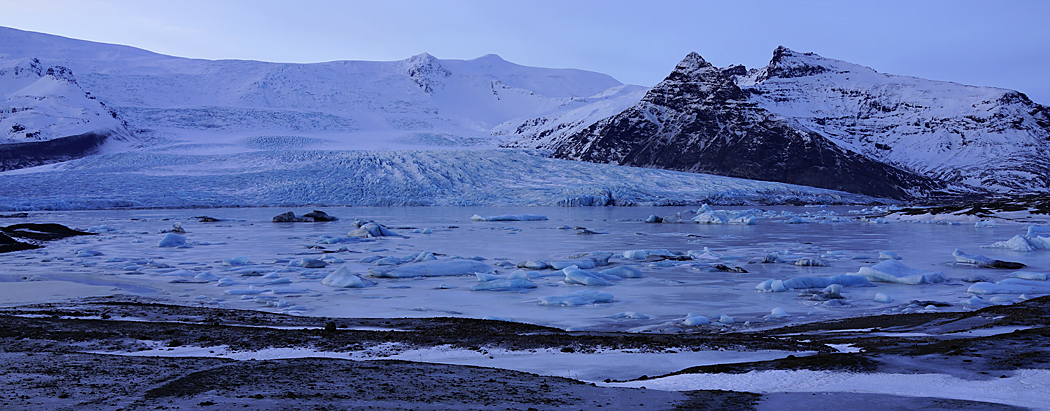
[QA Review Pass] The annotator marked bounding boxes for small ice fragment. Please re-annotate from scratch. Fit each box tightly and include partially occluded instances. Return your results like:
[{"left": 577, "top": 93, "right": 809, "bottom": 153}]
[
  {"left": 600, "top": 266, "right": 643, "bottom": 278},
  {"left": 857, "top": 260, "right": 947, "bottom": 285},
  {"left": 519, "top": 260, "right": 550, "bottom": 270},
  {"left": 984, "top": 235, "right": 1037, "bottom": 252},
  {"left": 974, "top": 220, "right": 997, "bottom": 228},
  {"left": 157, "top": 233, "right": 186, "bottom": 247},
  {"left": 683, "top": 314, "right": 709, "bottom": 325},
  {"left": 761, "top": 252, "right": 779, "bottom": 263},
  {"left": 470, "top": 214, "right": 548, "bottom": 222},
  {"left": 223, "top": 256, "right": 250, "bottom": 266},
  {"left": 1007, "top": 271, "right": 1048, "bottom": 281},
  {"left": 794, "top": 257, "right": 829, "bottom": 267},
  {"left": 610, "top": 312, "right": 650, "bottom": 319},
  {"left": 874, "top": 293, "right": 892, "bottom": 303},
  {"left": 537, "top": 290, "right": 613, "bottom": 306},
  {"left": 470, "top": 278, "right": 537, "bottom": 291},
  {"left": 321, "top": 266, "right": 366, "bottom": 288},
  {"left": 878, "top": 251, "right": 902, "bottom": 260},
  {"left": 768, "top": 307, "right": 789, "bottom": 318},
  {"left": 301, "top": 258, "right": 328, "bottom": 268},
  {"left": 718, "top": 315, "right": 734, "bottom": 324}
]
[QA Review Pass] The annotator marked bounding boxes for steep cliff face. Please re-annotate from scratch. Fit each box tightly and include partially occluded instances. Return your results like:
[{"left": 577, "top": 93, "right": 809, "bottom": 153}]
[
  {"left": 502, "top": 47, "right": 1050, "bottom": 199},
  {"left": 545, "top": 53, "right": 941, "bottom": 199}
]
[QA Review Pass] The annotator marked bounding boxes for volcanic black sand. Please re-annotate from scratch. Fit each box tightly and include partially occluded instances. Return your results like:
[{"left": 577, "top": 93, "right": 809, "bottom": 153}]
[{"left": 1, "top": 295, "right": 1045, "bottom": 410}]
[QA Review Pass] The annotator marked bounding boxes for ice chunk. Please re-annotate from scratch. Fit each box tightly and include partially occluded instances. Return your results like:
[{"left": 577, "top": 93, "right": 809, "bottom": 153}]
[
  {"left": 1026, "top": 225, "right": 1050, "bottom": 238},
  {"left": 984, "top": 235, "right": 1038, "bottom": 252},
  {"left": 761, "top": 252, "right": 779, "bottom": 263},
  {"left": 692, "top": 209, "right": 757, "bottom": 225},
  {"left": 719, "top": 315, "right": 735, "bottom": 324},
  {"left": 321, "top": 266, "right": 366, "bottom": 288},
  {"left": 768, "top": 307, "right": 789, "bottom": 318},
  {"left": 562, "top": 266, "right": 621, "bottom": 286},
  {"left": 550, "top": 259, "right": 596, "bottom": 270},
  {"left": 600, "top": 266, "right": 643, "bottom": 278},
  {"left": 157, "top": 233, "right": 186, "bottom": 247},
  {"left": 74, "top": 249, "right": 103, "bottom": 257},
  {"left": 1007, "top": 271, "right": 1048, "bottom": 281},
  {"left": 794, "top": 257, "right": 829, "bottom": 267},
  {"left": 967, "top": 278, "right": 1050, "bottom": 295},
  {"left": 974, "top": 220, "right": 997, "bottom": 228},
  {"left": 953, "top": 248, "right": 1026, "bottom": 269},
  {"left": 687, "top": 248, "right": 720, "bottom": 261},
  {"left": 756, "top": 274, "right": 872, "bottom": 292},
  {"left": 411, "top": 227, "right": 432, "bottom": 234},
  {"left": 224, "top": 286, "right": 268, "bottom": 295},
  {"left": 874, "top": 293, "right": 892, "bottom": 303},
  {"left": 623, "top": 249, "right": 672, "bottom": 260},
  {"left": 369, "top": 260, "right": 494, "bottom": 278},
  {"left": 470, "top": 214, "right": 548, "bottom": 221},
  {"left": 822, "top": 284, "right": 843, "bottom": 298},
  {"left": 518, "top": 260, "right": 550, "bottom": 270},
  {"left": 470, "top": 278, "right": 537, "bottom": 291},
  {"left": 683, "top": 313, "right": 709, "bottom": 325},
  {"left": 878, "top": 251, "right": 902, "bottom": 260},
  {"left": 222, "top": 256, "right": 250, "bottom": 266},
  {"left": 610, "top": 312, "right": 649, "bottom": 319},
  {"left": 348, "top": 222, "right": 401, "bottom": 238},
  {"left": 857, "top": 260, "right": 947, "bottom": 285},
  {"left": 301, "top": 258, "right": 328, "bottom": 268},
  {"left": 538, "top": 290, "right": 613, "bottom": 306},
  {"left": 644, "top": 215, "right": 662, "bottom": 223}
]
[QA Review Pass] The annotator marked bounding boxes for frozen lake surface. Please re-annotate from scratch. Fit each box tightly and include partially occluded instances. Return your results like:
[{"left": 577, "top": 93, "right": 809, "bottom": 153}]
[{"left": 2, "top": 206, "right": 1049, "bottom": 332}]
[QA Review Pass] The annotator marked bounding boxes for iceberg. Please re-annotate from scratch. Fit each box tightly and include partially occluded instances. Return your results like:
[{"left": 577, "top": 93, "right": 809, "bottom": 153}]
[
  {"left": 983, "top": 235, "right": 1038, "bottom": 252},
  {"left": 538, "top": 290, "right": 614, "bottom": 306},
  {"left": 953, "top": 248, "right": 1026, "bottom": 269},
  {"left": 600, "top": 266, "right": 643, "bottom": 278},
  {"left": 562, "top": 266, "right": 621, "bottom": 286},
  {"left": 857, "top": 260, "right": 948, "bottom": 285},
  {"left": 348, "top": 222, "right": 401, "bottom": 238},
  {"left": 470, "top": 214, "right": 548, "bottom": 221},
  {"left": 683, "top": 313, "right": 710, "bottom": 325},
  {"left": 157, "top": 233, "right": 186, "bottom": 247},
  {"left": 321, "top": 266, "right": 367, "bottom": 288},
  {"left": 967, "top": 278, "right": 1050, "bottom": 295},
  {"left": 1026, "top": 225, "right": 1050, "bottom": 238},
  {"left": 692, "top": 209, "right": 757, "bottom": 225},
  {"left": 369, "top": 260, "right": 494, "bottom": 278},
  {"left": 756, "top": 274, "right": 872, "bottom": 292}
]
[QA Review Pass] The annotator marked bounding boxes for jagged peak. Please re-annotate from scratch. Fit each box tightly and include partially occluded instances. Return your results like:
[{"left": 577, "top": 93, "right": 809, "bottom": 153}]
[
  {"left": 674, "top": 52, "right": 713, "bottom": 73},
  {"left": 45, "top": 66, "right": 78, "bottom": 84},
  {"left": 0, "top": 57, "right": 45, "bottom": 78},
  {"left": 759, "top": 46, "right": 876, "bottom": 81}
]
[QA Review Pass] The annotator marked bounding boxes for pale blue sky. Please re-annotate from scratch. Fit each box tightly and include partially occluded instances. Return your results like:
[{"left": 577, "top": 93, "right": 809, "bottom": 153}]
[{"left": 2, "top": 0, "right": 1048, "bottom": 103}]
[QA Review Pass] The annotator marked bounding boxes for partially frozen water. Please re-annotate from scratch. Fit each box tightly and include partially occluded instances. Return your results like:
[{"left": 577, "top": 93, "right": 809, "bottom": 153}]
[{"left": 2, "top": 206, "right": 1048, "bottom": 331}]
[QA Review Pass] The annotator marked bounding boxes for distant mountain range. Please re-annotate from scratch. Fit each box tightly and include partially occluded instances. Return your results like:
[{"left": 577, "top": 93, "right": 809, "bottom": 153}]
[
  {"left": 504, "top": 47, "right": 1050, "bottom": 199},
  {"left": 2, "top": 26, "right": 1048, "bottom": 201}
]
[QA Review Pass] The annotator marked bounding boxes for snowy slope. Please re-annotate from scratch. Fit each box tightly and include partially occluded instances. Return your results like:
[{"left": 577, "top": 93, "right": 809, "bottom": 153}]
[
  {"left": 736, "top": 47, "right": 1050, "bottom": 192},
  {"left": 0, "top": 57, "right": 126, "bottom": 143},
  {"left": 0, "top": 26, "right": 623, "bottom": 147}
]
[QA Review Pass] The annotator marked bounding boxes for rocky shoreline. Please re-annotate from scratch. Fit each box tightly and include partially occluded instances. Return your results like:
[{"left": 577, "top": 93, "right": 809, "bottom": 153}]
[{"left": 1, "top": 295, "right": 1045, "bottom": 410}]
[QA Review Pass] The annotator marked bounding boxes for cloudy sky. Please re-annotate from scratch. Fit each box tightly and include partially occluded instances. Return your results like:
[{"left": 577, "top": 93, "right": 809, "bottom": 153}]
[{"left": 2, "top": 0, "right": 1047, "bottom": 103}]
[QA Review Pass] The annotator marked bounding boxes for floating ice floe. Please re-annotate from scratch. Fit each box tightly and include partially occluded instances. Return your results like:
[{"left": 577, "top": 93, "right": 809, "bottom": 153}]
[
  {"left": 537, "top": 290, "right": 613, "bottom": 306},
  {"left": 623, "top": 249, "right": 673, "bottom": 260},
  {"left": 517, "top": 260, "right": 550, "bottom": 270},
  {"left": 562, "top": 265, "right": 623, "bottom": 286},
  {"left": 222, "top": 256, "right": 250, "bottom": 266},
  {"left": 974, "top": 220, "right": 997, "bottom": 228},
  {"left": 967, "top": 278, "right": 1050, "bottom": 295},
  {"left": 470, "top": 274, "right": 537, "bottom": 291},
  {"left": 856, "top": 260, "right": 948, "bottom": 285},
  {"left": 1026, "top": 225, "right": 1050, "bottom": 238},
  {"left": 300, "top": 258, "right": 328, "bottom": 268},
  {"left": 470, "top": 214, "right": 548, "bottom": 222},
  {"left": 952, "top": 249, "right": 1026, "bottom": 269},
  {"left": 600, "top": 266, "right": 643, "bottom": 278},
  {"left": 755, "top": 274, "right": 872, "bottom": 292},
  {"left": 373, "top": 251, "right": 437, "bottom": 266},
  {"left": 878, "top": 251, "right": 902, "bottom": 260},
  {"left": 157, "top": 233, "right": 186, "bottom": 247},
  {"left": 317, "top": 235, "right": 371, "bottom": 244},
  {"left": 682, "top": 313, "right": 710, "bottom": 325},
  {"left": 692, "top": 209, "right": 757, "bottom": 225},
  {"left": 348, "top": 221, "right": 401, "bottom": 238},
  {"left": 610, "top": 312, "right": 649, "bottom": 319},
  {"left": 794, "top": 257, "right": 829, "bottom": 267},
  {"left": 1007, "top": 271, "right": 1048, "bottom": 281},
  {"left": 687, "top": 248, "right": 721, "bottom": 261},
  {"left": 369, "top": 260, "right": 494, "bottom": 278},
  {"left": 767, "top": 307, "right": 789, "bottom": 318},
  {"left": 321, "top": 266, "right": 367, "bottom": 288},
  {"left": 874, "top": 293, "right": 892, "bottom": 303}
]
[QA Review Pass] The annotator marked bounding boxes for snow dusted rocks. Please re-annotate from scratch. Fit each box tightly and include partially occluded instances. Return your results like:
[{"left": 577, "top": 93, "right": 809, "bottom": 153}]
[{"left": 272, "top": 210, "right": 338, "bottom": 223}]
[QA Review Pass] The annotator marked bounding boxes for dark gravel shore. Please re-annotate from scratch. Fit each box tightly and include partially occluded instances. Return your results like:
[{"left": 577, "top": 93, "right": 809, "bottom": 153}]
[{"left": 1, "top": 295, "right": 1045, "bottom": 410}]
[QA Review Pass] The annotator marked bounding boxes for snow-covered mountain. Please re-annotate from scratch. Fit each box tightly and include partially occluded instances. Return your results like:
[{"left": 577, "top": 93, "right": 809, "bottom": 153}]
[
  {"left": 0, "top": 56, "right": 131, "bottom": 170},
  {"left": 503, "top": 47, "right": 1050, "bottom": 199},
  {"left": 0, "top": 26, "right": 627, "bottom": 149}
]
